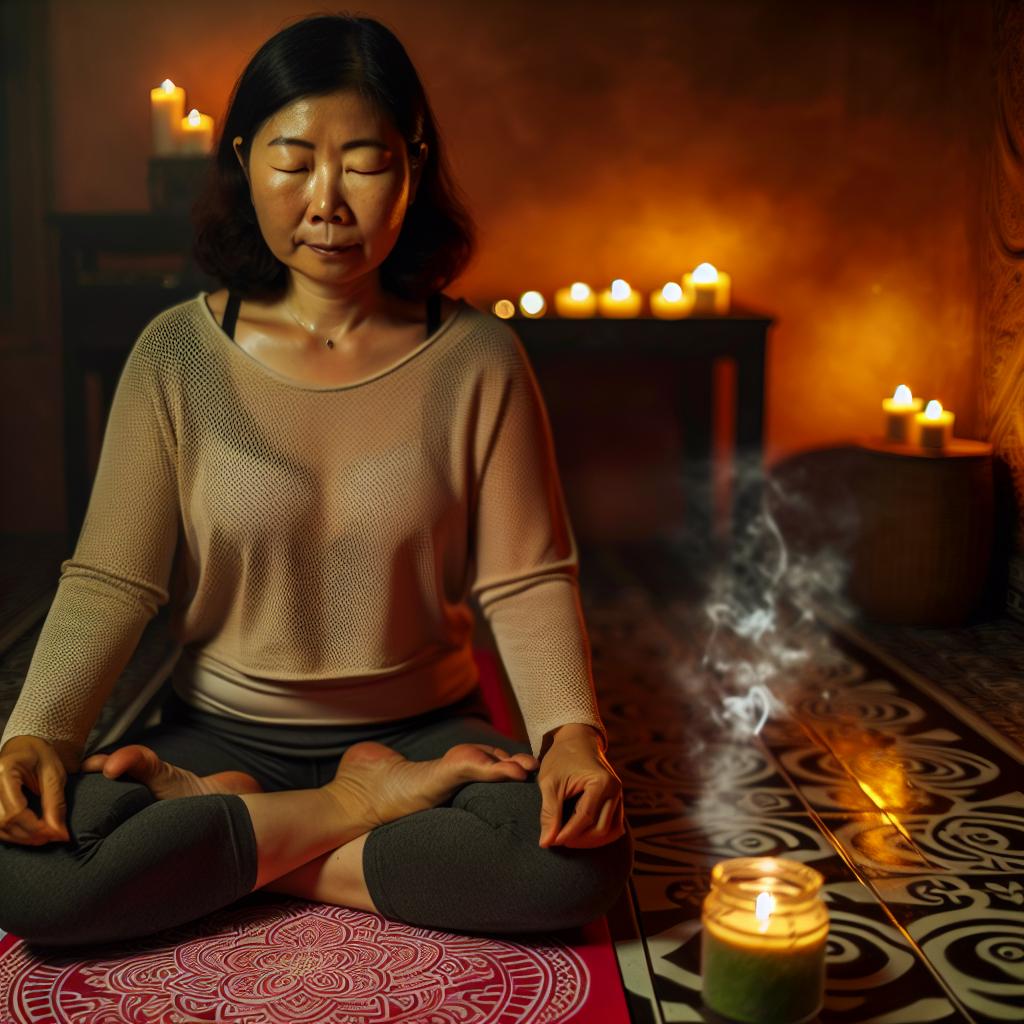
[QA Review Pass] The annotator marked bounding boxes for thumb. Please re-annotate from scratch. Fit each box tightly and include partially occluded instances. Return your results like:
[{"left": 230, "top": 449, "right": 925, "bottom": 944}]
[
  {"left": 41, "top": 766, "right": 69, "bottom": 839},
  {"left": 538, "top": 783, "right": 562, "bottom": 847}
]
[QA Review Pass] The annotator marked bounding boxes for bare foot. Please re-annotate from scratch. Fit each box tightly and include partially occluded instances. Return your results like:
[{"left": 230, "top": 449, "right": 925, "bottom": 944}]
[
  {"left": 81, "top": 746, "right": 265, "bottom": 800},
  {"left": 323, "top": 741, "right": 539, "bottom": 830}
]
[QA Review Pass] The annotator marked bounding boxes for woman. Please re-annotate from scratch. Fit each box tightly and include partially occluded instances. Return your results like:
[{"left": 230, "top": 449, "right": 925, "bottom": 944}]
[{"left": 0, "top": 13, "right": 632, "bottom": 948}]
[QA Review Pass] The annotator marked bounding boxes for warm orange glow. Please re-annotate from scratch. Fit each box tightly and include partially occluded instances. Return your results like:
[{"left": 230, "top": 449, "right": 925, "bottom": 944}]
[
  {"left": 492, "top": 299, "right": 516, "bottom": 319},
  {"left": 570, "top": 282, "right": 591, "bottom": 300},
  {"left": 924, "top": 399, "right": 943, "bottom": 419},
  {"left": 160, "top": 78, "right": 176, "bottom": 93},
  {"left": 856, "top": 780, "right": 913, "bottom": 843},
  {"left": 610, "top": 278, "right": 632, "bottom": 299}
]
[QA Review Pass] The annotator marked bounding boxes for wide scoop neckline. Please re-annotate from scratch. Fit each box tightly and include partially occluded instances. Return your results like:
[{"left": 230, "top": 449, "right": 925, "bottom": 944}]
[{"left": 195, "top": 290, "right": 468, "bottom": 393}]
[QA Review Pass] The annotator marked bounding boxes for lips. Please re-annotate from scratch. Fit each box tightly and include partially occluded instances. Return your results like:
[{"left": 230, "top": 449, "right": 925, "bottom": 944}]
[{"left": 306, "top": 243, "right": 355, "bottom": 252}]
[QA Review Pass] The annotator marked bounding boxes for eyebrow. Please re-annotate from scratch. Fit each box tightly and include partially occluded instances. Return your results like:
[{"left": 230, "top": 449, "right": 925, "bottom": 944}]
[{"left": 266, "top": 136, "right": 390, "bottom": 151}]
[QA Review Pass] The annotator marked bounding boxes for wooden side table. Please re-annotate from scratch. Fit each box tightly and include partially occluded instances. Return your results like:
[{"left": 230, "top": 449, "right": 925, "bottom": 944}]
[
  {"left": 848, "top": 437, "right": 995, "bottom": 626},
  {"left": 513, "top": 310, "right": 772, "bottom": 559}
]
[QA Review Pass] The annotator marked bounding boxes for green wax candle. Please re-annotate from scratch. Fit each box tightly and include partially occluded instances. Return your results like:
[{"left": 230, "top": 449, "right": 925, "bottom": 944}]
[{"left": 700, "top": 857, "right": 829, "bottom": 1024}]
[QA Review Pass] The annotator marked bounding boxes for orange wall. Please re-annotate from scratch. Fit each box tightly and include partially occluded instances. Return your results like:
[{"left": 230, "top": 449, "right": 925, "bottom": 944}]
[{"left": 36, "top": 0, "right": 992, "bottom": 501}]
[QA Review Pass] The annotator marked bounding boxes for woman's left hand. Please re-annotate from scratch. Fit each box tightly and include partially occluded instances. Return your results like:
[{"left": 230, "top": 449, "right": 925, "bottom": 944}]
[{"left": 536, "top": 730, "right": 626, "bottom": 849}]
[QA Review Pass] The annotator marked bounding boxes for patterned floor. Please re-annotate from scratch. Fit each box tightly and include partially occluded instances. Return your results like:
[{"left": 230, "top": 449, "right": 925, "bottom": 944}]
[
  {"left": 586, "top": 541, "right": 1024, "bottom": 1024},
  {"left": 1, "top": 533, "right": 1022, "bottom": 1022}
]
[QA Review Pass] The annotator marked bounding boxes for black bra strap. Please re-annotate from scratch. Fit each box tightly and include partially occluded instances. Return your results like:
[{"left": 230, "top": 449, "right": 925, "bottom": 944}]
[
  {"left": 222, "top": 291, "right": 242, "bottom": 340},
  {"left": 426, "top": 291, "right": 441, "bottom": 336}
]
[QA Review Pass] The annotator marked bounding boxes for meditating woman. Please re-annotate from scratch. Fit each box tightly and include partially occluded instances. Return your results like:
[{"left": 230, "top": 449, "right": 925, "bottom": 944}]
[{"left": 0, "top": 12, "right": 632, "bottom": 948}]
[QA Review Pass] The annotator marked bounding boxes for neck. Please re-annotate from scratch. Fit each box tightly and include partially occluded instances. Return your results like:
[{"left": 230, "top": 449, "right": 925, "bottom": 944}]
[{"left": 282, "top": 273, "right": 392, "bottom": 338}]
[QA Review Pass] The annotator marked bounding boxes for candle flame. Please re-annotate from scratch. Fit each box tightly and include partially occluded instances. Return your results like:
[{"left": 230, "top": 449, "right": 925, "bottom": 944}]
[
  {"left": 924, "top": 399, "right": 943, "bottom": 419},
  {"left": 187, "top": 108, "right": 202, "bottom": 126},
  {"left": 893, "top": 384, "right": 913, "bottom": 403},
  {"left": 160, "top": 79, "right": 176, "bottom": 93},
  {"left": 519, "top": 290, "right": 545, "bottom": 315},
  {"left": 692, "top": 262, "right": 719, "bottom": 284},
  {"left": 569, "top": 282, "right": 592, "bottom": 300},
  {"left": 610, "top": 279, "right": 631, "bottom": 299},
  {"left": 661, "top": 281, "right": 683, "bottom": 301},
  {"left": 755, "top": 891, "right": 775, "bottom": 932}
]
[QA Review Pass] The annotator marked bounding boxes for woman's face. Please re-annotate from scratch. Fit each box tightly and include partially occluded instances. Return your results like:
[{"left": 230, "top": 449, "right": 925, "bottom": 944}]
[{"left": 233, "top": 89, "right": 426, "bottom": 287}]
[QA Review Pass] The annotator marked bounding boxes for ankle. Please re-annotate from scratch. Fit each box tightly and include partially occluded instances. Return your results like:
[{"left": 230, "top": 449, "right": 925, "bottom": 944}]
[{"left": 320, "top": 777, "right": 382, "bottom": 833}]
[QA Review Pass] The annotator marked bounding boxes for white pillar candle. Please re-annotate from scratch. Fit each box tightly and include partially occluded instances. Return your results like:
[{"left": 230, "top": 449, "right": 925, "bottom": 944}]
[
  {"left": 882, "top": 384, "right": 923, "bottom": 443},
  {"left": 916, "top": 399, "right": 955, "bottom": 448},
  {"left": 150, "top": 79, "right": 185, "bottom": 156},
  {"left": 681, "top": 262, "right": 731, "bottom": 315},
  {"left": 554, "top": 282, "right": 596, "bottom": 317},
  {"left": 178, "top": 108, "right": 215, "bottom": 156},
  {"left": 597, "top": 278, "right": 642, "bottom": 317}
]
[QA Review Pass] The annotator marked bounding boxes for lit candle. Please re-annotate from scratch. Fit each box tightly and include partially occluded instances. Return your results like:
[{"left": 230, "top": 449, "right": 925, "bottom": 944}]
[
  {"left": 649, "top": 281, "right": 689, "bottom": 318},
  {"left": 178, "top": 108, "right": 215, "bottom": 156},
  {"left": 916, "top": 399, "right": 955, "bottom": 449},
  {"left": 518, "top": 290, "right": 547, "bottom": 318},
  {"left": 882, "top": 384, "right": 923, "bottom": 444},
  {"left": 554, "top": 281, "right": 597, "bottom": 317},
  {"left": 681, "top": 262, "right": 731, "bottom": 315},
  {"left": 597, "top": 278, "right": 642, "bottom": 317},
  {"left": 701, "top": 857, "right": 829, "bottom": 1024},
  {"left": 150, "top": 78, "right": 185, "bottom": 156}
]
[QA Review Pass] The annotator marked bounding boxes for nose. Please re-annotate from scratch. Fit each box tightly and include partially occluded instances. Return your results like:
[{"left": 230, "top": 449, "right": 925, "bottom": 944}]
[{"left": 306, "top": 163, "right": 354, "bottom": 226}]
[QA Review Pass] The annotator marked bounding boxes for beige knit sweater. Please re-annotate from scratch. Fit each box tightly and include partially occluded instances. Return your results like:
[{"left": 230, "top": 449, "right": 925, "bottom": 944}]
[{"left": 0, "top": 292, "right": 607, "bottom": 767}]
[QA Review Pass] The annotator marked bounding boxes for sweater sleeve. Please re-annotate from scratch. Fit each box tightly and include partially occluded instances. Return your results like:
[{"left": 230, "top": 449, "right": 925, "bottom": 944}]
[
  {"left": 0, "top": 333, "right": 180, "bottom": 771},
  {"left": 468, "top": 330, "right": 608, "bottom": 760}
]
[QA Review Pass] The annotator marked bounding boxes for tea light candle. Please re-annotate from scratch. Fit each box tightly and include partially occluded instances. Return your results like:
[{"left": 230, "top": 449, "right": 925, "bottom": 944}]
[
  {"left": 882, "top": 384, "right": 923, "bottom": 444},
  {"left": 518, "top": 290, "right": 547, "bottom": 319},
  {"left": 682, "top": 262, "right": 731, "bottom": 315},
  {"left": 178, "top": 108, "right": 215, "bottom": 156},
  {"left": 554, "top": 282, "right": 596, "bottom": 317},
  {"left": 650, "top": 281, "right": 689, "bottom": 318},
  {"left": 916, "top": 399, "right": 955, "bottom": 449},
  {"left": 150, "top": 78, "right": 185, "bottom": 155},
  {"left": 701, "top": 857, "right": 829, "bottom": 1024},
  {"left": 597, "top": 278, "right": 642, "bottom": 317}
]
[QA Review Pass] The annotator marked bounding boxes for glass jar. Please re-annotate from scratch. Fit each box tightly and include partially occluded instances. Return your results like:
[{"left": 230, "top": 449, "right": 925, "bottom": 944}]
[{"left": 701, "top": 857, "right": 829, "bottom": 1024}]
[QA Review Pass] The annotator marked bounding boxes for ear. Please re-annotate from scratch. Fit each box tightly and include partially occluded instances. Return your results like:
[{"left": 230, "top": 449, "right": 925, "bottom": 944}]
[{"left": 232, "top": 135, "right": 249, "bottom": 184}]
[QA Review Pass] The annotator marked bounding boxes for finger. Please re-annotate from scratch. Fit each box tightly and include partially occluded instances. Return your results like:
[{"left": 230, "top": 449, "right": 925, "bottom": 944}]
[
  {"left": 41, "top": 765, "right": 69, "bottom": 839},
  {"left": 538, "top": 785, "right": 563, "bottom": 847},
  {"left": 553, "top": 788, "right": 602, "bottom": 846}
]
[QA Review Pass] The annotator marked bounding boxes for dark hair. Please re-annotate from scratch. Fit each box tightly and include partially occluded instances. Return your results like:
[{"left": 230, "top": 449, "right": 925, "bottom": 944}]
[{"left": 191, "top": 12, "right": 477, "bottom": 303}]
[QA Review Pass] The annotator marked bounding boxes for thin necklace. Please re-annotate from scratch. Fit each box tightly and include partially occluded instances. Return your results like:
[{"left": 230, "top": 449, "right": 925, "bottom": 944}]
[{"left": 282, "top": 300, "right": 345, "bottom": 350}]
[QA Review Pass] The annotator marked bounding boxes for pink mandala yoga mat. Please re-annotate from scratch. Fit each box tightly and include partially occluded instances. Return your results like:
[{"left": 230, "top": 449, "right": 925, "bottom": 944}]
[{"left": 0, "top": 896, "right": 630, "bottom": 1023}]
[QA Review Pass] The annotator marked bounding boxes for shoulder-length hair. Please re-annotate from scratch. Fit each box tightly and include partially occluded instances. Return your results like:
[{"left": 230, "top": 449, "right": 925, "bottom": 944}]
[{"left": 191, "top": 12, "right": 477, "bottom": 303}]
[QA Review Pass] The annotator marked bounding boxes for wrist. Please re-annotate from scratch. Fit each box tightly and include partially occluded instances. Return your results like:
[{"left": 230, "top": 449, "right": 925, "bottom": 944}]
[{"left": 551, "top": 722, "right": 605, "bottom": 748}]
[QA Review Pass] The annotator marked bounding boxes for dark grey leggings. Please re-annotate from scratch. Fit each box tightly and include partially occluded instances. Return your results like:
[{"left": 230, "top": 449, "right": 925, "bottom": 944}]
[{"left": 0, "top": 685, "right": 634, "bottom": 950}]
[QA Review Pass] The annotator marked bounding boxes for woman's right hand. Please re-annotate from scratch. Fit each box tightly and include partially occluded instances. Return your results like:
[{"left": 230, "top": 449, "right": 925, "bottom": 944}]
[{"left": 0, "top": 736, "right": 71, "bottom": 846}]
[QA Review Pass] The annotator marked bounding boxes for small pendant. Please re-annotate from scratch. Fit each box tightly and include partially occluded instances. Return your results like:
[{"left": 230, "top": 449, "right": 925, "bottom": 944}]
[{"left": 326, "top": 338, "right": 334, "bottom": 349}]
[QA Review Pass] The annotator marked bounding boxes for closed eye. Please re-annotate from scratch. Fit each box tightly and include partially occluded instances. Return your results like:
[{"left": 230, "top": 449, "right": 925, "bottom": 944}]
[{"left": 271, "top": 168, "right": 386, "bottom": 174}]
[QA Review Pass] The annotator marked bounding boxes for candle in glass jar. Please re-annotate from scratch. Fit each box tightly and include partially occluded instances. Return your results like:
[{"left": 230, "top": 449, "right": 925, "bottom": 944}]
[
  {"left": 597, "top": 279, "right": 642, "bottom": 317},
  {"left": 882, "top": 384, "right": 923, "bottom": 444},
  {"left": 682, "top": 262, "right": 731, "bottom": 315},
  {"left": 554, "top": 282, "right": 596, "bottom": 317},
  {"left": 178, "top": 108, "right": 215, "bottom": 156},
  {"left": 150, "top": 78, "right": 185, "bottom": 155},
  {"left": 916, "top": 399, "right": 955, "bottom": 449},
  {"left": 701, "top": 857, "right": 829, "bottom": 1024}
]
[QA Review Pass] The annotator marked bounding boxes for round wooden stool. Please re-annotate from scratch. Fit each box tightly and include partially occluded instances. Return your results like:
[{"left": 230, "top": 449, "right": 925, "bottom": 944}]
[{"left": 847, "top": 437, "right": 995, "bottom": 626}]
